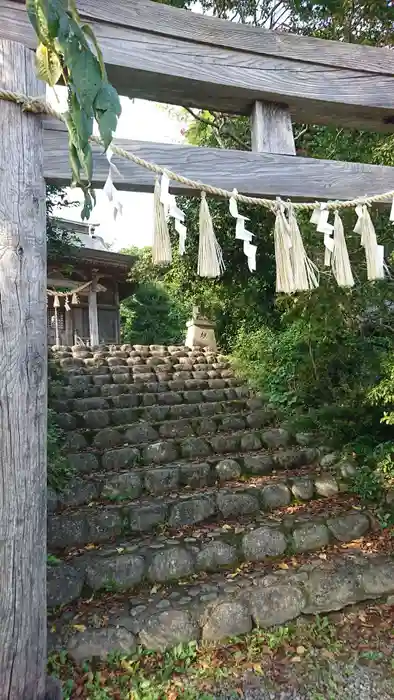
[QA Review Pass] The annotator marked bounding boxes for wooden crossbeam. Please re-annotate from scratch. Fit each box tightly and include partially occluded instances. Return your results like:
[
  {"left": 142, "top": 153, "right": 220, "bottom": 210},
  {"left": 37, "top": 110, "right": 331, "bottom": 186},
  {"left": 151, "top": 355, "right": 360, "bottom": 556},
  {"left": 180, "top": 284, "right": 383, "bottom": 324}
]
[
  {"left": 43, "top": 120, "right": 394, "bottom": 202},
  {"left": 2, "top": 0, "right": 394, "bottom": 132}
]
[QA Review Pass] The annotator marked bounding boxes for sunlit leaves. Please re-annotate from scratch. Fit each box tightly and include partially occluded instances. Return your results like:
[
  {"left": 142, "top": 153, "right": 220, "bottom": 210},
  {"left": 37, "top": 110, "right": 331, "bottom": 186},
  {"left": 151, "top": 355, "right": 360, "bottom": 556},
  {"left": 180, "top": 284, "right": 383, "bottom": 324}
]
[
  {"left": 26, "top": 0, "right": 122, "bottom": 219},
  {"left": 35, "top": 42, "right": 62, "bottom": 85}
]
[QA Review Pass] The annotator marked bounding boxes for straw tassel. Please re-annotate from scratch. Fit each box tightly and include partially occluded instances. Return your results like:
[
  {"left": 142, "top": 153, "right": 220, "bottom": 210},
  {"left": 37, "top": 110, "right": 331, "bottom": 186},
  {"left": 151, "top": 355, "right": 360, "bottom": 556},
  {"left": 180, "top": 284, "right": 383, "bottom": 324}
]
[
  {"left": 354, "top": 205, "right": 384, "bottom": 280},
  {"left": 274, "top": 202, "right": 295, "bottom": 294},
  {"left": 197, "top": 192, "right": 225, "bottom": 278},
  {"left": 152, "top": 177, "right": 172, "bottom": 265},
  {"left": 331, "top": 212, "right": 354, "bottom": 287},
  {"left": 53, "top": 293, "right": 60, "bottom": 308},
  {"left": 287, "top": 205, "right": 319, "bottom": 291},
  {"left": 71, "top": 292, "right": 79, "bottom": 305}
]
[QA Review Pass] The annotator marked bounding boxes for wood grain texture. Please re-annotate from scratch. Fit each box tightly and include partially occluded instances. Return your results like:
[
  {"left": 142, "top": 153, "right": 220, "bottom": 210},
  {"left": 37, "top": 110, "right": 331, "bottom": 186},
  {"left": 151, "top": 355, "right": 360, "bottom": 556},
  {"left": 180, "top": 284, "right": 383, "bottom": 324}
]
[
  {"left": 0, "top": 40, "right": 47, "bottom": 699},
  {"left": 77, "top": 0, "right": 394, "bottom": 77},
  {"left": 251, "top": 101, "right": 296, "bottom": 155},
  {"left": 1, "top": 0, "right": 394, "bottom": 131},
  {"left": 43, "top": 120, "right": 394, "bottom": 202},
  {"left": 88, "top": 290, "right": 99, "bottom": 346}
]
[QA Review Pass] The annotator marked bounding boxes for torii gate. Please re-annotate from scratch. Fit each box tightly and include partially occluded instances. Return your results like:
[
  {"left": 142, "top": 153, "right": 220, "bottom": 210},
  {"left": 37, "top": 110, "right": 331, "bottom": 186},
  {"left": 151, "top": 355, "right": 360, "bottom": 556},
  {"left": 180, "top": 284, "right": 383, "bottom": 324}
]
[{"left": 1, "top": 1, "right": 394, "bottom": 696}]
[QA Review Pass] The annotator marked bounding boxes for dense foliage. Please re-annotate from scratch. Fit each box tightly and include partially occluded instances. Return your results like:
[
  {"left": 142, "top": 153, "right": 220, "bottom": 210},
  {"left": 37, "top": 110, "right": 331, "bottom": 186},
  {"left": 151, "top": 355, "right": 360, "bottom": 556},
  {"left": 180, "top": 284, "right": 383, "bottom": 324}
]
[
  {"left": 143, "top": 0, "right": 394, "bottom": 506},
  {"left": 46, "top": 184, "right": 80, "bottom": 261}
]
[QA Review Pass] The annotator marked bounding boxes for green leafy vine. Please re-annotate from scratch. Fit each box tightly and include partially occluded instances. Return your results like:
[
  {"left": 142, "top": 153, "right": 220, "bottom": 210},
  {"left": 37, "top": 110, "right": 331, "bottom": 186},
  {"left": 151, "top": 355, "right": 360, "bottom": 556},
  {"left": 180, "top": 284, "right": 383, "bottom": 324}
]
[{"left": 26, "top": 0, "right": 121, "bottom": 219}]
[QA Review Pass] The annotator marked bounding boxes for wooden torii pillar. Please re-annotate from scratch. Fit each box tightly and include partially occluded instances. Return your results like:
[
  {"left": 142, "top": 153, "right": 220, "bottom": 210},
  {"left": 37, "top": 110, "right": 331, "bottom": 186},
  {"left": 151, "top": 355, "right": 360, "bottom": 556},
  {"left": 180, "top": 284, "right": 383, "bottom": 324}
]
[{"left": 0, "top": 39, "right": 47, "bottom": 697}]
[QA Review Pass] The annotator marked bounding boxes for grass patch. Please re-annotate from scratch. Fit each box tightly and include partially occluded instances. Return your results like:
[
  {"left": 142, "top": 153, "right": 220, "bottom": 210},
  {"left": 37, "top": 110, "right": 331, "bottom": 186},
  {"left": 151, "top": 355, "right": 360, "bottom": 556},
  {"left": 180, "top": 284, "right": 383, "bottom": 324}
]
[{"left": 47, "top": 614, "right": 351, "bottom": 699}]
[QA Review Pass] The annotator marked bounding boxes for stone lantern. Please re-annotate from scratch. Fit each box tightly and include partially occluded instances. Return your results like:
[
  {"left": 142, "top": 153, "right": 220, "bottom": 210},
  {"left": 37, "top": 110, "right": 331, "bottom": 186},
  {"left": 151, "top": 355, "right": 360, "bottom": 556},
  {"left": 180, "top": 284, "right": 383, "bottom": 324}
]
[{"left": 185, "top": 306, "right": 217, "bottom": 350}]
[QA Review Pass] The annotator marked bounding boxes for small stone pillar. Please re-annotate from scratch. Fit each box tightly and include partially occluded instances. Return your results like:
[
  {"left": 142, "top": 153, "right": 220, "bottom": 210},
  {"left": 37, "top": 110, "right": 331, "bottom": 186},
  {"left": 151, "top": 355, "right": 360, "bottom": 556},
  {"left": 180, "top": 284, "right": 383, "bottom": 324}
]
[{"left": 185, "top": 307, "right": 217, "bottom": 350}]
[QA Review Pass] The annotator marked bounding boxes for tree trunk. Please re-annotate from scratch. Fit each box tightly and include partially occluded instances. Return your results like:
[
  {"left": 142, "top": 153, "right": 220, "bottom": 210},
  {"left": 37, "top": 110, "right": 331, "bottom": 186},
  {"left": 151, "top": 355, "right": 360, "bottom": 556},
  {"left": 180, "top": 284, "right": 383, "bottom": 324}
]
[{"left": 0, "top": 39, "right": 47, "bottom": 699}]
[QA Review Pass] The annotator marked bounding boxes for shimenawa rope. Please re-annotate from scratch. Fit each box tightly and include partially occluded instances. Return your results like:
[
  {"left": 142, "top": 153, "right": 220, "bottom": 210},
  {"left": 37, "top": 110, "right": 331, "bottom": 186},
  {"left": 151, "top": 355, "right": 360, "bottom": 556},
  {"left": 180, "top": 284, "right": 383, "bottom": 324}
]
[{"left": 1, "top": 89, "right": 394, "bottom": 213}]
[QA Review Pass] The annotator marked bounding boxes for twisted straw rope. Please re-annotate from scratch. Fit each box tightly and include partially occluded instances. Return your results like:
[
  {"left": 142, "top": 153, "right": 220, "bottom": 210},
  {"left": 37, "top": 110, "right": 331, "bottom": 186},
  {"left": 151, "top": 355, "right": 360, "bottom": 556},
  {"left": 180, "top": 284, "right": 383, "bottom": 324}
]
[{"left": 2, "top": 88, "right": 394, "bottom": 212}]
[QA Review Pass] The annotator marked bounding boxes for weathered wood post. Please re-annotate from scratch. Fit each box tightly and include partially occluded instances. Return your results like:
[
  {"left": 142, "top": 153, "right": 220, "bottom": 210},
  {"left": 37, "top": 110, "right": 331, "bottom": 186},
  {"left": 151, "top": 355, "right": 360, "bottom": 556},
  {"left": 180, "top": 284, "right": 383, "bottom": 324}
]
[
  {"left": 88, "top": 273, "right": 100, "bottom": 347},
  {"left": 0, "top": 40, "right": 47, "bottom": 698},
  {"left": 250, "top": 101, "right": 296, "bottom": 155}
]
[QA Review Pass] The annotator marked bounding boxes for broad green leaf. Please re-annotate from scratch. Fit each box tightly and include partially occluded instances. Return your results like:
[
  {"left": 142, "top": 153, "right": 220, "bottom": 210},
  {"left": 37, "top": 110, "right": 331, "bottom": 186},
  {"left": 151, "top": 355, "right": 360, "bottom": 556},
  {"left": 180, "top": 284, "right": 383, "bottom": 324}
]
[
  {"left": 35, "top": 43, "right": 62, "bottom": 86},
  {"left": 68, "top": 0, "right": 81, "bottom": 23},
  {"left": 26, "top": 0, "right": 41, "bottom": 40},
  {"left": 80, "top": 143, "right": 93, "bottom": 183},
  {"left": 81, "top": 189, "right": 96, "bottom": 221},
  {"left": 96, "top": 107, "right": 119, "bottom": 149},
  {"left": 68, "top": 141, "right": 81, "bottom": 186},
  {"left": 81, "top": 23, "right": 107, "bottom": 80},
  {"left": 68, "top": 89, "right": 93, "bottom": 147},
  {"left": 69, "top": 47, "right": 102, "bottom": 111},
  {"left": 94, "top": 83, "right": 121, "bottom": 115}
]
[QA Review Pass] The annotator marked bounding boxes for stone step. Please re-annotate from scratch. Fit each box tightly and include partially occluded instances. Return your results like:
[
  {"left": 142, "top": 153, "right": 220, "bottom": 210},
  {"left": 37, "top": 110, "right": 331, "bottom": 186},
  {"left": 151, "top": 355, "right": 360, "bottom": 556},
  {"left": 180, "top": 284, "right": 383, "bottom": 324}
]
[
  {"left": 50, "top": 375, "right": 243, "bottom": 400},
  {"left": 50, "top": 344, "right": 226, "bottom": 366},
  {"left": 48, "top": 548, "right": 394, "bottom": 656},
  {"left": 52, "top": 388, "right": 259, "bottom": 415},
  {"left": 47, "top": 487, "right": 364, "bottom": 551},
  {"left": 58, "top": 409, "right": 278, "bottom": 452},
  {"left": 65, "top": 427, "right": 307, "bottom": 475},
  {"left": 50, "top": 358, "right": 234, "bottom": 381},
  {"left": 50, "top": 457, "right": 339, "bottom": 511},
  {"left": 47, "top": 502, "right": 374, "bottom": 605}
]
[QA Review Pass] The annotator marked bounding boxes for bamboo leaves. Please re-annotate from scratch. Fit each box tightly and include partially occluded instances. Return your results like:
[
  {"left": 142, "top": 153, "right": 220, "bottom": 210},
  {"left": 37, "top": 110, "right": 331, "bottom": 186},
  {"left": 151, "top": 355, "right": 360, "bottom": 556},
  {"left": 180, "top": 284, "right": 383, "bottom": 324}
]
[{"left": 26, "top": 0, "right": 121, "bottom": 219}]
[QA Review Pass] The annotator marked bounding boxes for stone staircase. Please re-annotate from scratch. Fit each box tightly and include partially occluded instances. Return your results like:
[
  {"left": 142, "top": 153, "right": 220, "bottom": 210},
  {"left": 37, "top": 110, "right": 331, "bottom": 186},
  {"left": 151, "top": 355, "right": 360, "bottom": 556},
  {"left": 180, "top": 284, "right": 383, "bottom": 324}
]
[{"left": 47, "top": 343, "right": 394, "bottom": 662}]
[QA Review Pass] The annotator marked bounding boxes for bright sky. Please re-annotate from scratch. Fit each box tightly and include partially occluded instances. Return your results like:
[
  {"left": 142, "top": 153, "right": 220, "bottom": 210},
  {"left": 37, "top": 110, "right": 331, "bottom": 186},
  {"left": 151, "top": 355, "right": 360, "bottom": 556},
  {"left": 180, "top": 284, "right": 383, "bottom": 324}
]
[{"left": 49, "top": 88, "right": 187, "bottom": 251}]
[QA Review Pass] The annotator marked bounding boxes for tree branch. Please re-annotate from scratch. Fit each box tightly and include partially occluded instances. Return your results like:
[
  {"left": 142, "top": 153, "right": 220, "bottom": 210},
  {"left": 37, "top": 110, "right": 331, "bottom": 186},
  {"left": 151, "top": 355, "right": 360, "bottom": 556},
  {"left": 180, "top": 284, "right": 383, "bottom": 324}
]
[{"left": 184, "top": 107, "right": 249, "bottom": 150}]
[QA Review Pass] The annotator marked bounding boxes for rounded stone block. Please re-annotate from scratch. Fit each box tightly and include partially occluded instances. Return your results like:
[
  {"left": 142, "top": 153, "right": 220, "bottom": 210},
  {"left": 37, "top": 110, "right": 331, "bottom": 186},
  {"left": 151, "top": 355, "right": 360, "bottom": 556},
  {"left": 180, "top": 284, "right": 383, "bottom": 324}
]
[
  {"left": 290, "top": 478, "right": 314, "bottom": 501},
  {"left": 273, "top": 449, "right": 304, "bottom": 470},
  {"left": 261, "top": 428, "right": 291, "bottom": 449},
  {"left": 58, "top": 478, "right": 99, "bottom": 508},
  {"left": 47, "top": 563, "right": 84, "bottom": 608},
  {"left": 292, "top": 523, "right": 330, "bottom": 552},
  {"left": 68, "top": 627, "right": 136, "bottom": 664},
  {"left": 159, "top": 420, "right": 193, "bottom": 439},
  {"left": 128, "top": 503, "right": 168, "bottom": 532},
  {"left": 327, "top": 512, "right": 370, "bottom": 542},
  {"left": 143, "top": 441, "right": 179, "bottom": 465},
  {"left": 101, "top": 472, "right": 142, "bottom": 500},
  {"left": 219, "top": 415, "right": 246, "bottom": 432},
  {"left": 54, "top": 413, "right": 76, "bottom": 431},
  {"left": 240, "top": 432, "right": 262, "bottom": 451},
  {"left": 148, "top": 547, "right": 195, "bottom": 582},
  {"left": 196, "top": 541, "right": 238, "bottom": 572},
  {"left": 215, "top": 459, "right": 241, "bottom": 482},
  {"left": 82, "top": 554, "right": 145, "bottom": 591},
  {"left": 209, "top": 434, "right": 240, "bottom": 454},
  {"left": 139, "top": 610, "right": 198, "bottom": 651},
  {"left": 202, "top": 601, "right": 252, "bottom": 641},
  {"left": 169, "top": 496, "right": 216, "bottom": 528},
  {"left": 102, "top": 447, "right": 140, "bottom": 471},
  {"left": 144, "top": 467, "right": 180, "bottom": 495},
  {"left": 93, "top": 428, "right": 123, "bottom": 449},
  {"left": 242, "top": 526, "right": 287, "bottom": 562},
  {"left": 83, "top": 410, "right": 110, "bottom": 430},
  {"left": 243, "top": 454, "right": 274, "bottom": 475},
  {"left": 68, "top": 452, "right": 99, "bottom": 475},
  {"left": 179, "top": 463, "right": 211, "bottom": 488},
  {"left": 181, "top": 437, "right": 212, "bottom": 459},
  {"left": 217, "top": 492, "right": 259, "bottom": 518},
  {"left": 125, "top": 422, "right": 159, "bottom": 444},
  {"left": 315, "top": 475, "right": 339, "bottom": 498},
  {"left": 249, "top": 584, "right": 306, "bottom": 627},
  {"left": 261, "top": 483, "right": 291, "bottom": 510}
]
